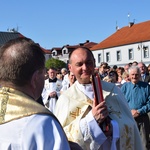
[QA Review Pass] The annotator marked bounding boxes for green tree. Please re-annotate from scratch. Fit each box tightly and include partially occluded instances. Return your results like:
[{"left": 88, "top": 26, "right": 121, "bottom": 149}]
[{"left": 45, "top": 58, "right": 67, "bottom": 70}]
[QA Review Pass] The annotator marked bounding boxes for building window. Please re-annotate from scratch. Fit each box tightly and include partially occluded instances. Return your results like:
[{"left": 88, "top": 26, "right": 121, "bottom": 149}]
[
  {"left": 62, "top": 47, "right": 68, "bottom": 55},
  {"left": 106, "top": 52, "right": 110, "bottom": 62},
  {"left": 52, "top": 50, "right": 57, "bottom": 56},
  {"left": 143, "top": 46, "right": 149, "bottom": 58},
  {"left": 63, "top": 50, "right": 66, "bottom": 54},
  {"left": 117, "top": 50, "right": 121, "bottom": 61},
  {"left": 98, "top": 53, "right": 101, "bottom": 63},
  {"left": 128, "top": 49, "right": 133, "bottom": 60},
  {"left": 52, "top": 52, "right": 56, "bottom": 56}
]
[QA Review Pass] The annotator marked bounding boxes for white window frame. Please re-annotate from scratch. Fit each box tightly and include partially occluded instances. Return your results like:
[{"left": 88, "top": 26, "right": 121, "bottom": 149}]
[
  {"left": 106, "top": 52, "right": 110, "bottom": 62},
  {"left": 98, "top": 53, "right": 101, "bottom": 63},
  {"left": 128, "top": 48, "right": 133, "bottom": 60},
  {"left": 143, "top": 46, "right": 149, "bottom": 58},
  {"left": 116, "top": 50, "right": 121, "bottom": 61}
]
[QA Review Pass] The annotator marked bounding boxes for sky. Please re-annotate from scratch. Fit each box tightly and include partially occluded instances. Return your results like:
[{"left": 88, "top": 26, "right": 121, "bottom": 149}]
[{"left": 0, "top": 0, "right": 150, "bottom": 49}]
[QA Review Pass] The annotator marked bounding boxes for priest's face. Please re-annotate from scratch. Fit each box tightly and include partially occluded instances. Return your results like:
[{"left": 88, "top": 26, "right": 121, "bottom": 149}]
[
  {"left": 48, "top": 68, "right": 57, "bottom": 79},
  {"left": 68, "top": 48, "right": 95, "bottom": 84}
]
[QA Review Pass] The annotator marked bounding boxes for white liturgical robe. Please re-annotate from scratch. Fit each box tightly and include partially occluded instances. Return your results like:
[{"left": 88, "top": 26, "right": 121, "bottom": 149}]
[
  {"left": 0, "top": 87, "right": 70, "bottom": 150},
  {"left": 42, "top": 78, "right": 62, "bottom": 113},
  {"left": 55, "top": 81, "right": 143, "bottom": 150},
  {"left": 0, "top": 114, "right": 70, "bottom": 150}
]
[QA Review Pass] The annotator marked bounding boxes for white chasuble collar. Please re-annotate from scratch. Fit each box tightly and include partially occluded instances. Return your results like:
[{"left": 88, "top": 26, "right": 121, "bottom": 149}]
[{"left": 76, "top": 81, "right": 94, "bottom": 100}]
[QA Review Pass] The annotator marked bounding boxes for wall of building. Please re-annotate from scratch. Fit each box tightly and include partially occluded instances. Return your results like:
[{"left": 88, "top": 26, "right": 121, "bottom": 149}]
[{"left": 92, "top": 41, "right": 150, "bottom": 67}]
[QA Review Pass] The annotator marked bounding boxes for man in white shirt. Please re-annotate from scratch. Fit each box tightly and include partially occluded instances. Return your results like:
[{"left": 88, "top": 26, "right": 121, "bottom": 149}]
[
  {"left": 42, "top": 67, "right": 61, "bottom": 113},
  {"left": 55, "top": 47, "right": 143, "bottom": 150},
  {"left": 61, "top": 67, "right": 68, "bottom": 79},
  {"left": 60, "top": 71, "right": 76, "bottom": 93},
  {"left": 0, "top": 37, "right": 70, "bottom": 150}
]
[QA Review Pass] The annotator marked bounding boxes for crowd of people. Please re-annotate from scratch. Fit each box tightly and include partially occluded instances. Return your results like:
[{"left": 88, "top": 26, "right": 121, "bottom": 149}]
[
  {"left": 41, "top": 47, "right": 149, "bottom": 149},
  {"left": 1, "top": 37, "right": 150, "bottom": 150},
  {"left": 95, "top": 61, "right": 150, "bottom": 150}
]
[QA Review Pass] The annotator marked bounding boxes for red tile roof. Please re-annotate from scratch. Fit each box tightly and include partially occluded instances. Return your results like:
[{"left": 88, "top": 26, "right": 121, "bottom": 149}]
[
  {"left": 51, "top": 41, "right": 97, "bottom": 51},
  {"left": 41, "top": 47, "right": 51, "bottom": 54},
  {"left": 91, "top": 20, "right": 150, "bottom": 50},
  {"left": 83, "top": 41, "right": 97, "bottom": 49},
  {"left": 51, "top": 47, "right": 62, "bottom": 51}
]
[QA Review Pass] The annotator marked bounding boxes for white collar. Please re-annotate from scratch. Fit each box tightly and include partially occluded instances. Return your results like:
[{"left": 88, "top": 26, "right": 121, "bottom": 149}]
[{"left": 76, "top": 81, "right": 94, "bottom": 100}]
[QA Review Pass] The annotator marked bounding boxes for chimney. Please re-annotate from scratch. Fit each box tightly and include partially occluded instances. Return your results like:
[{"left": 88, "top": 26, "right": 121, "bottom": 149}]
[
  {"left": 116, "top": 26, "right": 120, "bottom": 31},
  {"left": 129, "top": 22, "right": 134, "bottom": 27}
]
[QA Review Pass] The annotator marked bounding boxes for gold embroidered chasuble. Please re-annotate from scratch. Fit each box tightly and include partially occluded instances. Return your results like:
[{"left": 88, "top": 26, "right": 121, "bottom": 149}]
[
  {"left": 0, "top": 87, "right": 54, "bottom": 125},
  {"left": 55, "top": 82, "right": 143, "bottom": 150}
]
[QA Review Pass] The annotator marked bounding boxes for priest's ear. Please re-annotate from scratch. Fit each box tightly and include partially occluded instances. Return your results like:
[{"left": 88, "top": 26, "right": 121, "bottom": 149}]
[{"left": 31, "top": 70, "right": 40, "bottom": 89}]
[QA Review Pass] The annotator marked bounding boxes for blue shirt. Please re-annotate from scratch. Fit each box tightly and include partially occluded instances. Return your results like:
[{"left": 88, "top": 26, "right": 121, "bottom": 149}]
[{"left": 121, "top": 81, "right": 150, "bottom": 115}]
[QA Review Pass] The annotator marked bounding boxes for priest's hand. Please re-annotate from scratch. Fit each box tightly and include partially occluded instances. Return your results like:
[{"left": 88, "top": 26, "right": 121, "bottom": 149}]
[
  {"left": 49, "top": 91, "right": 57, "bottom": 98},
  {"left": 92, "top": 98, "right": 112, "bottom": 137},
  {"left": 92, "top": 98, "right": 108, "bottom": 124}
]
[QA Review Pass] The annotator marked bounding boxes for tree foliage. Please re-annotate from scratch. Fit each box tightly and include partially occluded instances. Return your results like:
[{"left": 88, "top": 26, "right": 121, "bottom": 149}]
[{"left": 45, "top": 58, "right": 67, "bottom": 70}]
